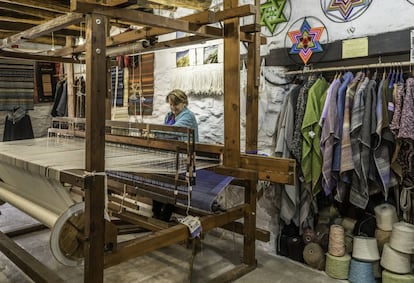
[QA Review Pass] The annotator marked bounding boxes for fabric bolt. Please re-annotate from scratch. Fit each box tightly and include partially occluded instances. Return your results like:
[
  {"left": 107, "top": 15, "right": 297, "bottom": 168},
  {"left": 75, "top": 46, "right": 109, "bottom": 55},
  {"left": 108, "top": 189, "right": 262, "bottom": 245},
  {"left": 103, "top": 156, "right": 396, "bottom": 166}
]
[
  {"left": 301, "top": 77, "right": 329, "bottom": 196},
  {"left": 349, "top": 77, "right": 370, "bottom": 209},
  {"left": 320, "top": 79, "right": 341, "bottom": 196}
]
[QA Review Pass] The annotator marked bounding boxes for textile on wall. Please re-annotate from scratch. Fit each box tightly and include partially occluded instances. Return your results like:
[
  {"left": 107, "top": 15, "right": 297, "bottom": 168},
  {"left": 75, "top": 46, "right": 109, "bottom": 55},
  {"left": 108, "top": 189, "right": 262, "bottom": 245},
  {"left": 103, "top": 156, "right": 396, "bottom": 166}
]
[
  {"left": 321, "top": 0, "right": 372, "bottom": 22},
  {"left": 287, "top": 18, "right": 325, "bottom": 65},
  {"left": 170, "top": 63, "right": 223, "bottom": 96},
  {"left": 0, "top": 59, "right": 34, "bottom": 111},
  {"left": 260, "top": 0, "right": 290, "bottom": 36}
]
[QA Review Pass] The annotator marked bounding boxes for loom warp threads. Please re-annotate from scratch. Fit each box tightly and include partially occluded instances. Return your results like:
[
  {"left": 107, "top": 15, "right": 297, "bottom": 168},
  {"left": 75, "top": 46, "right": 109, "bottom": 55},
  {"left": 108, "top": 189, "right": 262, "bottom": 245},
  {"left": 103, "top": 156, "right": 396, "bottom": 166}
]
[
  {"left": 328, "top": 224, "right": 345, "bottom": 256},
  {"left": 349, "top": 259, "right": 376, "bottom": 283},
  {"left": 325, "top": 253, "right": 351, "bottom": 280},
  {"left": 303, "top": 243, "right": 325, "bottom": 270},
  {"left": 375, "top": 203, "right": 398, "bottom": 231}
]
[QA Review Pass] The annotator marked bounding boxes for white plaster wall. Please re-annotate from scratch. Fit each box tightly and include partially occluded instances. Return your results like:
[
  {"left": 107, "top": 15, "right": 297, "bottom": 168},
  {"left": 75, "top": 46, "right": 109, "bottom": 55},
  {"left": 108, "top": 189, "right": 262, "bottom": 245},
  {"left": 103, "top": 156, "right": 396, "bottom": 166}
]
[
  {"left": 20, "top": 0, "right": 414, "bottom": 256},
  {"left": 260, "top": 0, "right": 414, "bottom": 52}
]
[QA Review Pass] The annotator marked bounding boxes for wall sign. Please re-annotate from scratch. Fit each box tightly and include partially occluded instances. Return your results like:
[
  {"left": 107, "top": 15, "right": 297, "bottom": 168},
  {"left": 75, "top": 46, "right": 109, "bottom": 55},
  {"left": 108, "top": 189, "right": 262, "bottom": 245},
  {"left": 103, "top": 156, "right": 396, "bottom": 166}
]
[{"left": 342, "top": 37, "right": 368, "bottom": 59}]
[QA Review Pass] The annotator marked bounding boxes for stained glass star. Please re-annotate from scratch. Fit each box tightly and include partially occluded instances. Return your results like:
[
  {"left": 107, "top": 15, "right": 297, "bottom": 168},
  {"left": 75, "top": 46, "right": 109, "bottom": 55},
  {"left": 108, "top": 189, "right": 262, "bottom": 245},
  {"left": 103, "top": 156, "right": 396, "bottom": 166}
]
[
  {"left": 327, "top": 0, "right": 367, "bottom": 20},
  {"left": 260, "top": 0, "right": 287, "bottom": 34},
  {"left": 288, "top": 19, "right": 324, "bottom": 65}
]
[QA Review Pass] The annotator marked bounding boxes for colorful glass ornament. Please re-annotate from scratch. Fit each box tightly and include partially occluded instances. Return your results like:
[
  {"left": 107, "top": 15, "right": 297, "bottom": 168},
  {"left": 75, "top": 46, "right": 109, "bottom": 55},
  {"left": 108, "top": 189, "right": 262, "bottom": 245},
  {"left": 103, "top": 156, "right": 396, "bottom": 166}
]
[{"left": 288, "top": 19, "right": 324, "bottom": 65}]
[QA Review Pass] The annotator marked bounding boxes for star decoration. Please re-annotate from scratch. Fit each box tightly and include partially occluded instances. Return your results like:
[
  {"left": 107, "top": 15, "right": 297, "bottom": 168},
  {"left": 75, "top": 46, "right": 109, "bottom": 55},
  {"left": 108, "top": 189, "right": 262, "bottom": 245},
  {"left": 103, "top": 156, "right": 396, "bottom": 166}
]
[
  {"left": 327, "top": 0, "right": 367, "bottom": 20},
  {"left": 260, "top": 0, "right": 287, "bottom": 34},
  {"left": 288, "top": 19, "right": 324, "bottom": 65}
]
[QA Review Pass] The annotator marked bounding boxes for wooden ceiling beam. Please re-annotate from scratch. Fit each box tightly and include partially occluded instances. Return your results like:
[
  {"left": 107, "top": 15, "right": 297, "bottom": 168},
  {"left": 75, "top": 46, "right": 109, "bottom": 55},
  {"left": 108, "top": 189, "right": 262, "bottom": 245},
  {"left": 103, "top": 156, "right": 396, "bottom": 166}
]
[
  {"left": 106, "top": 34, "right": 209, "bottom": 57},
  {"left": 71, "top": 2, "right": 221, "bottom": 38},
  {"left": 0, "top": 31, "right": 66, "bottom": 46},
  {"left": 0, "top": 50, "right": 80, "bottom": 63},
  {"left": 145, "top": 0, "right": 212, "bottom": 11},
  {"left": 106, "top": 5, "right": 256, "bottom": 46},
  {"left": 78, "top": 0, "right": 129, "bottom": 6},
  {"left": 0, "top": 2, "right": 59, "bottom": 19},
  {"left": 0, "top": 13, "right": 83, "bottom": 48},
  {"left": 0, "top": 0, "right": 68, "bottom": 13}
]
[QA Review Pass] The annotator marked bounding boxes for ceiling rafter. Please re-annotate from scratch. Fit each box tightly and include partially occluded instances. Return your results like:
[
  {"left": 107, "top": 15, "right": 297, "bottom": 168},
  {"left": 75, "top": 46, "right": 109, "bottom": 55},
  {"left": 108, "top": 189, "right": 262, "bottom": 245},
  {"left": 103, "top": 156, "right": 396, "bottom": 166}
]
[
  {"left": 0, "top": 2, "right": 60, "bottom": 19},
  {"left": 0, "top": 12, "right": 83, "bottom": 49},
  {"left": 0, "top": 0, "right": 69, "bottom": 13}
]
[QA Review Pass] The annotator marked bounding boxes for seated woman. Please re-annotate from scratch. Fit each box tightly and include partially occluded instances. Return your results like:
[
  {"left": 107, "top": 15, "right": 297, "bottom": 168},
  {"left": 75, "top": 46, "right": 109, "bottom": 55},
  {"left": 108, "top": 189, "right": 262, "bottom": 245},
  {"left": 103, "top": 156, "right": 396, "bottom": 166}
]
[{"left": 152, "top": 89, "right": 199, "bottom": 221}]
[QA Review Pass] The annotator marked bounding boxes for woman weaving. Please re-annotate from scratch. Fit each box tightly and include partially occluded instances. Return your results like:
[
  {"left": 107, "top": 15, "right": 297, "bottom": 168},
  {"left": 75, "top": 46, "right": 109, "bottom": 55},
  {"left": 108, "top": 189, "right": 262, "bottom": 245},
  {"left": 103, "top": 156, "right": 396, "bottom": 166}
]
[{"left": 152, "top": 89, "right": 199, "bottom": 221}]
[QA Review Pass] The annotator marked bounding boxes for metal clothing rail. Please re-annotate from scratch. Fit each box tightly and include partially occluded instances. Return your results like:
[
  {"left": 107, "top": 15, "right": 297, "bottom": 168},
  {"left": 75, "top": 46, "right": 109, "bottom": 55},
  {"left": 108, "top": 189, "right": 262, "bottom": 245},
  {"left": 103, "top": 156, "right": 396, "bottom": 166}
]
[{"left": 285, "top": 61, "right": 414, "bottom": 75}]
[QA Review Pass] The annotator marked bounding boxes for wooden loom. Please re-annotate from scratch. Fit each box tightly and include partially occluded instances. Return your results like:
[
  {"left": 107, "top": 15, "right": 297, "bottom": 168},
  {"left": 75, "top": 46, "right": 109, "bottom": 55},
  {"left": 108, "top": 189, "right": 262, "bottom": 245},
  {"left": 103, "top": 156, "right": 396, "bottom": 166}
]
[{"left": 0, "top": 1, "right": 296, "bottom": 282}]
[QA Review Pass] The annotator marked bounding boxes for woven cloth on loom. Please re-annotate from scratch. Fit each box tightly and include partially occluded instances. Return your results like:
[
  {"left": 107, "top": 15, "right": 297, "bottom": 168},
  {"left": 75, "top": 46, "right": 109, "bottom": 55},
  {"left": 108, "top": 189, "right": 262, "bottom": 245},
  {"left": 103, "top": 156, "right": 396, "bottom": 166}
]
[
  {"left": 0, "top": 60, "right": 34, "bottom": 111},
  {"left": 108, "top": 169, "right": 233, "bottom": 212}
]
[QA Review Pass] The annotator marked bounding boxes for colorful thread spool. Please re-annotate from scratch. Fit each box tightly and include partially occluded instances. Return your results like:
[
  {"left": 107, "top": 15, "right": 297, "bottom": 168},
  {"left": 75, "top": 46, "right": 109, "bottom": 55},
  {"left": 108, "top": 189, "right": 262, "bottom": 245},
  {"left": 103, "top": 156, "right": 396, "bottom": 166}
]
[
  {"left": 349, "top": 258, "right": 376, "bottom": 283},
  {"left": 352, "top": 236, "right": 380, "bottom": 262},
  {"left": 375, "top": 203, "right": 398, "bottom": 231},
  {"left": 303, "top": 243, "right": 325, "bottom": 270},
  {"left": 375, "top": 228, "right": 391, "bottom": 254},
  {"left": 389, "top": 222, "right": 414, "bottom": 254},
  {"left": 342, "top": 217, "right": 357, "bottom": 233},
  {"left": 328, "top": 224, "right": 345, "bottom": 257},
  {"left": 325, "top": 253, "right": 351, "bottom": 280},
  {"left": 382, "top": 270, "right": 414, "bottom": 283},
  {"left": 303, "top": 228, "right": 316, "bottom": 244},
  {"left": 381, "top": 243, "right": 412, "bottom": 274}
]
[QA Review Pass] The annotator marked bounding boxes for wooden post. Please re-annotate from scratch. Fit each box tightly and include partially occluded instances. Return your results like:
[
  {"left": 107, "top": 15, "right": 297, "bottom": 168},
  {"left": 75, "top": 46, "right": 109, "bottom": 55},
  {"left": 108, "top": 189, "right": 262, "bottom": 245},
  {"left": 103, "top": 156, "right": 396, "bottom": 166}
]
[
  {"left": 65, "top": 36, "right": 75, "bottom": 118},
  {"left": 243, "top": 178, "right": 257, "bottom": 266},
  {"left": 223, "top": 0, "right": 241, "bottom": 167},
  {"left": 84, "top": 13, "right": 107, "bottom": 283},
  {"left": 245, "top": 0, "right": 261, "bottom": 153}
]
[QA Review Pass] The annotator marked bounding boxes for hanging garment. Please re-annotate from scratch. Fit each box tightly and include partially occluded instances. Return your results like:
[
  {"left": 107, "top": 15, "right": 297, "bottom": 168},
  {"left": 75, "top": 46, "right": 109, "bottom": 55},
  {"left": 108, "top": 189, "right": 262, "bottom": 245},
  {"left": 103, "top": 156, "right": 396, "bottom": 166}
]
[
  {"left": 291, "top": 75, "right": 317, "bottom": 162},
  {"left": 349, "top": 77, "right": 370, "bottom": 209},
  {"left": 373, "top": 79, "right": 398, "bottom": 201},
  {"left": 275, "top": 84, "right": 302, "bottom": 225},
  {"left": 332, "top": 72, "right": 354, "bottom": 202},
  {"left": 320, "top": 78, "right": 341, "bottom": 196},
  {"left": 301, "top": 77, "right": 329, "bottom": 196},
  {"left": 3, "top": 107, "right": 34, "bottom": 141},
  {"left": 50, "top": 79, "right": 66, "bottom": 117},
  {"left": 340, "top": 72, "right": 365, "bottom": 176}
]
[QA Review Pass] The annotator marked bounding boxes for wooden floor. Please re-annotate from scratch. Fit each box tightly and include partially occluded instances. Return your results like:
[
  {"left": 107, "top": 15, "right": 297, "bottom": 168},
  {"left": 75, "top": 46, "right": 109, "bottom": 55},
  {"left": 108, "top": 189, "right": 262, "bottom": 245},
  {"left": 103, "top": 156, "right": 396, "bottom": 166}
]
[{"left": 0, "top": 204, "right": 342, "bottom": 283}]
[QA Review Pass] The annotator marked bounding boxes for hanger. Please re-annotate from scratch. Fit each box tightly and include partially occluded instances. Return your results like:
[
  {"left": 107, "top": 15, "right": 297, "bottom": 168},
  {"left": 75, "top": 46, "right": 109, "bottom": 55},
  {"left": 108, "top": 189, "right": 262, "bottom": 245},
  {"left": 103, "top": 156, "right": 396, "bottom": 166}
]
[{"left": 399, "top": 63, "right": 404, "bottom": 84}]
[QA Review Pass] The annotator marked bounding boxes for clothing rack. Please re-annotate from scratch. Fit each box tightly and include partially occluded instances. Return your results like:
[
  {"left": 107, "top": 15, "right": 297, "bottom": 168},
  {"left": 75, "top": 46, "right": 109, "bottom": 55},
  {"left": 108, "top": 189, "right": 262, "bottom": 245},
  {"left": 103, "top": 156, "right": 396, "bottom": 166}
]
[{"left": 285, "top": 60, "right": 414, "bottom": 75}]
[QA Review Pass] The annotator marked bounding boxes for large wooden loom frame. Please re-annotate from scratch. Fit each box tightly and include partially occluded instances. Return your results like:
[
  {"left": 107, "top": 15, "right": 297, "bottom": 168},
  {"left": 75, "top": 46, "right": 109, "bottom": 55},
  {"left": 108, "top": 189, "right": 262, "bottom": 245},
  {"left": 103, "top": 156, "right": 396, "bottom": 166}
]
[{"left": 0, "top": 1, "right": 296, "bottom": 282}]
